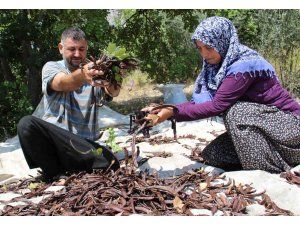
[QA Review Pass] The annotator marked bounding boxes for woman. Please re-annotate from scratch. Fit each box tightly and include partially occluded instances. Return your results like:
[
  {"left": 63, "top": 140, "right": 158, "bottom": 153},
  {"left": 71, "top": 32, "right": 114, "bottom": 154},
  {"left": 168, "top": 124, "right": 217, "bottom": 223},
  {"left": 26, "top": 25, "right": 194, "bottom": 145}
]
[{"left": 143, "top": 16, "right": 300, "bottom": 173}]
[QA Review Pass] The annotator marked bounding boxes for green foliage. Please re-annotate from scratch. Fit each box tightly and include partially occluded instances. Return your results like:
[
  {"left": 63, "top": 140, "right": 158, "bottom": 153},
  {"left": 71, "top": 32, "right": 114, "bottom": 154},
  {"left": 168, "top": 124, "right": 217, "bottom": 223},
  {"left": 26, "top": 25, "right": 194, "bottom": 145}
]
[
  {"left": 203, "top": 9, "right": 261, "bottom": 48},
  {"left": 104, "top": 42, "right": 130, "bottom": 60},
  {"left": 28, "top": 182, "right": 41, "bottom": 190},
  {"left": 113, "top": 9, "right": 137, "bottom": 28},
  {"left": 106, "top": 128, "right": 122, "bottom": 153},
  {"left": 0, "top": 80, "right": 33, "bottom": 141},
  {"left": 163, "top": 16, "right": 200, "bottom": 83},
  {"left": 256, "top": 9, "right": 300, "bottom": 95},
  {"left": 99, "top": 42, "right": 138, "bottom": 83},
  {"left": 91, "top": 147, "right": 103, "bottom": 157},
  {"left": 115, "top": 10, "right": 200, "bottom": 84},
  {"left": 123, "top": 69, "right": 150, "bottom": 87}
]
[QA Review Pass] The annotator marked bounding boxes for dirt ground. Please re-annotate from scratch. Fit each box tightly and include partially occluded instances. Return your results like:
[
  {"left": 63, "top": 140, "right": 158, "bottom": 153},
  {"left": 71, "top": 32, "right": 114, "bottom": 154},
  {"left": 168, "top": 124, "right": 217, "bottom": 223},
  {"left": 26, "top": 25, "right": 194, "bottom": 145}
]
[{"left": 107, "top": 83, "right": 194, "bottom": 115}]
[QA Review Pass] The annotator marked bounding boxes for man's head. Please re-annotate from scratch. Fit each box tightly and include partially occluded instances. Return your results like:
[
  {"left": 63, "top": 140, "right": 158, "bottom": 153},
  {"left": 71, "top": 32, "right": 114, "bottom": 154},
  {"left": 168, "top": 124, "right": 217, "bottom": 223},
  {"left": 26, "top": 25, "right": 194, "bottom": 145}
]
[{"left": 58, "top": 27, "right": 88, "bottom": 71}]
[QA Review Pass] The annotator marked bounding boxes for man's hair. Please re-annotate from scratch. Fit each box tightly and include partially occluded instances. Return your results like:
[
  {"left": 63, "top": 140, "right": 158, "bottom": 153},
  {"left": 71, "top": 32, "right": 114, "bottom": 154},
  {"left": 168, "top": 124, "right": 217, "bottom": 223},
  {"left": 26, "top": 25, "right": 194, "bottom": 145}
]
[{"left": 61, "top": 27, "right": 87, "bottom": 44}]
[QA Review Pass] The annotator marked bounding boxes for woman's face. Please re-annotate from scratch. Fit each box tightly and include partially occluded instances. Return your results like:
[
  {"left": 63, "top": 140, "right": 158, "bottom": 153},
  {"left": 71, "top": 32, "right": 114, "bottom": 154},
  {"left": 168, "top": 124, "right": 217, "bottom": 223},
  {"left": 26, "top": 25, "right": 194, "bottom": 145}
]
[{"left": 195, "top": 40, "right": 222, "bottom": 65}]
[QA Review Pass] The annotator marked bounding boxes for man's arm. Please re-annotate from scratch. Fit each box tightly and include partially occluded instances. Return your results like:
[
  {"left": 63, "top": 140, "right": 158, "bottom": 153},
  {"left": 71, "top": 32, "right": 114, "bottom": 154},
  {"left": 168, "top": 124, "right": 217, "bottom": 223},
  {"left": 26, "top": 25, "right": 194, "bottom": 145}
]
[
  {"left": 49, "top": 62, "right": 102, "bottom": 92},
  {"left": 50, "top": 69, "right": 85, "bottom": 92}
]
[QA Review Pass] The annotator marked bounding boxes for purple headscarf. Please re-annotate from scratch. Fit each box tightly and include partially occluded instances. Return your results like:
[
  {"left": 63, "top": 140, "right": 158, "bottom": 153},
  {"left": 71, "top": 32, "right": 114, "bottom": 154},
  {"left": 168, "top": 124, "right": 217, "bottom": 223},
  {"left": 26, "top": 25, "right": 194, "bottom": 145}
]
[{"left": 191, "top": 16, "right": 275, "bottom": 103}]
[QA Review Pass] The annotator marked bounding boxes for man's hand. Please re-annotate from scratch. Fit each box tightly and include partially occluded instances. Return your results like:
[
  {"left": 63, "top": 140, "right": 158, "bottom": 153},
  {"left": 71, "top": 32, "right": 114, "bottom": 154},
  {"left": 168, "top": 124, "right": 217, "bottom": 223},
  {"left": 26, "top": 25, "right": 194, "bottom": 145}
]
[
  {"left": 82, "top": 61, "right": 123, "bottom": 97},
  {"left": 81, "top": 62, "right": 105, "bottom": 86}
]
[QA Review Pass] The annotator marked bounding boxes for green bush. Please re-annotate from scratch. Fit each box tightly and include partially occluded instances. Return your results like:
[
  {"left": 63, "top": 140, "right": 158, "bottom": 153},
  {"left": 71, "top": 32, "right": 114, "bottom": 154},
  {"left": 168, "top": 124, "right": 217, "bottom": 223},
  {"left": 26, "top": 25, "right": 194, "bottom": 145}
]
[
  {"left": 257, "top": 10, "right": 300, "bottom": 96},
  {"left": 0, "top": 81, "right": 33, "bottom": 141}
]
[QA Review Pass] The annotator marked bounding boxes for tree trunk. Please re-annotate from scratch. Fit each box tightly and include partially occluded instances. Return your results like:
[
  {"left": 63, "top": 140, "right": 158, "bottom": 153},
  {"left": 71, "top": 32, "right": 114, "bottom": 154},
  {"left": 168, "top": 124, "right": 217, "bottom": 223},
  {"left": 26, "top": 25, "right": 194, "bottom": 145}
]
[
  {"left": 21, "top": 40, "right": 42, "bottom": 108},
  {"left": 0, "top": 57, "right": 15, "bottom": 82},
  {"left": 26, "top": 66, "right": 42, "bottom": 108}
]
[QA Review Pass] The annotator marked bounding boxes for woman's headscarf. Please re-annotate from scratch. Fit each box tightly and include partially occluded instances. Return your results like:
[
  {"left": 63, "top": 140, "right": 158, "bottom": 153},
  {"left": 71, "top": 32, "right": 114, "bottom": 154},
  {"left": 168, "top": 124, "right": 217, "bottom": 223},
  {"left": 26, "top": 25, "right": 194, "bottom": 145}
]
[{"left": 191, "top": 16, "right": 275, "bottom": 102}]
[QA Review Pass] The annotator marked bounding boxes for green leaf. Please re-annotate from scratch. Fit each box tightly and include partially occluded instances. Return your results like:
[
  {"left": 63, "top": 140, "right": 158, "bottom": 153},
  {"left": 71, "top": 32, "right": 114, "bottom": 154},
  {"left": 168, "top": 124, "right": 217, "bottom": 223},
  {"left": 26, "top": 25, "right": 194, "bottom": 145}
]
[
  {"left": 106, "top": 127, "right": 122, "bottom": 153},
  {"left": 104, "top": 42, "right": 130, "bottom": 60},
  {"left": 28, "top": 182, "right": 40, "bottom": 190},
  {"left": 112, "top": 65, "right": 120, "bottom": 73},
  {"left": 107, "top": 42, "right": 117, "bottom": 55},
  {"left": 92, "top": 147, "right": 103, "bottom": 156},
  {"left": 115, "top": 74, "right": 123, "bottom": 82},
  {"left": 111, "top": 143, "right": 122, "bottom": 153},
  {"left": 113, "top": 47, "right": 129, "bottom": 60}
]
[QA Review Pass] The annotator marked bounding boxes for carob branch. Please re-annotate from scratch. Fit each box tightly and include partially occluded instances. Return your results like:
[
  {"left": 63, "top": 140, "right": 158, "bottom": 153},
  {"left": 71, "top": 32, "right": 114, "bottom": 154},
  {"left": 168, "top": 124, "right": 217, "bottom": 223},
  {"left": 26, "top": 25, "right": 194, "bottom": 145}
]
[
  {"left": 80, "top": 43, "right": 139, "bottom": 106},
  {"left": 84, "top": 55, "right": 138, "bottom": 89}
]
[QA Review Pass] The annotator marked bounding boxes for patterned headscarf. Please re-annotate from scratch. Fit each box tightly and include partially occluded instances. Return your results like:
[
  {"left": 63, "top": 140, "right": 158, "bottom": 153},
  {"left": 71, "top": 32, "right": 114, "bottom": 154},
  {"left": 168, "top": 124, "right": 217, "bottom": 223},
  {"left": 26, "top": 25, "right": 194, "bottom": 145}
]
[{"left": 191, "top": 16, "right": 275, "bottom": 97}]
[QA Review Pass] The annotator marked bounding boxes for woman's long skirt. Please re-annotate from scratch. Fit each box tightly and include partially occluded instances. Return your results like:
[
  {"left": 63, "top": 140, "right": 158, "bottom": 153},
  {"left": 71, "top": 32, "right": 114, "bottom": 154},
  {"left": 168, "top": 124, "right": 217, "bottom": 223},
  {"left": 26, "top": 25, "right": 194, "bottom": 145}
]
[{"left": 202, "top": 102, "right": 300, "bottom": 173}]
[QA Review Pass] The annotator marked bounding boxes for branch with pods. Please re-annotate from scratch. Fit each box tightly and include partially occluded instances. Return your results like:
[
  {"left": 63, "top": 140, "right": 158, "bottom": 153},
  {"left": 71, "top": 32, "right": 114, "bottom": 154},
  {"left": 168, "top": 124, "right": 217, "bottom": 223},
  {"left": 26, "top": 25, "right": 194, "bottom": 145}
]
[{"left": 81, "top": 42, "right": 139, "bottom": 90}]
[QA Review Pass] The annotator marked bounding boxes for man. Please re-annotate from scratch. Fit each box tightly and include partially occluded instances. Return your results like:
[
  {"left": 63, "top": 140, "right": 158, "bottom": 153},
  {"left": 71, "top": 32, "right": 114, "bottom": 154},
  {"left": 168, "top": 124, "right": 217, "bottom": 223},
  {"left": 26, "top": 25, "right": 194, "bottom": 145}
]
[{"left": 17, "top": 27, "right": 121, "bottom": 181}]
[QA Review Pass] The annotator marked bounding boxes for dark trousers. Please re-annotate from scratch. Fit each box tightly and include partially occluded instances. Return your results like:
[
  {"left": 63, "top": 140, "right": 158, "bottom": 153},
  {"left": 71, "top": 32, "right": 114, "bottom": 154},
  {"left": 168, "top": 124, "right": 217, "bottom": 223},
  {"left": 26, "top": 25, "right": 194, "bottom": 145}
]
[{"left": 17, "top": 115, "right": 119, "bottom": 179}]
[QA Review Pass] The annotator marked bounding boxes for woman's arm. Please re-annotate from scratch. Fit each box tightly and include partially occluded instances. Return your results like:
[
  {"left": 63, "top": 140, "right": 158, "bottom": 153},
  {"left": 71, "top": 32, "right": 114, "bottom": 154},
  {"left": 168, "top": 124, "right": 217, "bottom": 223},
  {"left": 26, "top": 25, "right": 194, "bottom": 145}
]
[{"left": 174, "top": 73, "right": 255, "bottom": 121}]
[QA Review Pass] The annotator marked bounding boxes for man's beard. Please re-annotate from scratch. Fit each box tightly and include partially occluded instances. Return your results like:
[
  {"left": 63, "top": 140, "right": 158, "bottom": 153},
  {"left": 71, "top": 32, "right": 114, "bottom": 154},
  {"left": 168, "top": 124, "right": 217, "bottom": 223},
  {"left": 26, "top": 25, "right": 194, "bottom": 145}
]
[{"left": 63, "top": 57, "right": 82, "bottom": 72}]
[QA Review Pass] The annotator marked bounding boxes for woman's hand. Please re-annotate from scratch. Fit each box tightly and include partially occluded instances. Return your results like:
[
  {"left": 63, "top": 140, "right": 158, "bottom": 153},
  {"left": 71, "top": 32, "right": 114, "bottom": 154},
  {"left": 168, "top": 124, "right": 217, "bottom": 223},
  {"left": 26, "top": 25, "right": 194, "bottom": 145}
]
[
  {"left": 141, "top": 106, "right": 156, "bottom": 113},
  {"left": 143, "top": 106, "right": 174, "bottom": 126}
]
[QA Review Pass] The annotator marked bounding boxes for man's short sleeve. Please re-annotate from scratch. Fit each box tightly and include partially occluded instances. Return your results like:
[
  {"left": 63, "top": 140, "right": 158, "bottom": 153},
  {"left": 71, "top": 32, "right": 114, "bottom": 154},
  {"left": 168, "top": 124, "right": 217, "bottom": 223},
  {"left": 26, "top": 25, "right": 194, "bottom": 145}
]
[{"left": 42, "top": 61, "right": 68, "bottom": 96}]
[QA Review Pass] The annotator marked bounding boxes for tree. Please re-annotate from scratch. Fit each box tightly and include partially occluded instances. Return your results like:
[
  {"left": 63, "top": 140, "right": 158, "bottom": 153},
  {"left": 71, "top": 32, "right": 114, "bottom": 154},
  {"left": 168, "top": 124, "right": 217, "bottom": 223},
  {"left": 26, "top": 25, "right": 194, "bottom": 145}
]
[
  {"left": 256, "top": 9, "right": 300, "bottom": 95},
  {"left": 112, "top": 9, "right": 201, "bottom": 83}
]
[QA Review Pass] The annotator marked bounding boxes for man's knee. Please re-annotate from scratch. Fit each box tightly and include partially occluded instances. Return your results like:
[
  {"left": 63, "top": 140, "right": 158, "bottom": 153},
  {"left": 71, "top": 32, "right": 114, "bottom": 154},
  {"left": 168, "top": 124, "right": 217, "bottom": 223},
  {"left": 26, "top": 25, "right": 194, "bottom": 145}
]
[{"left": 17, "top": 115, "right": 37, "bottom": 137}]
